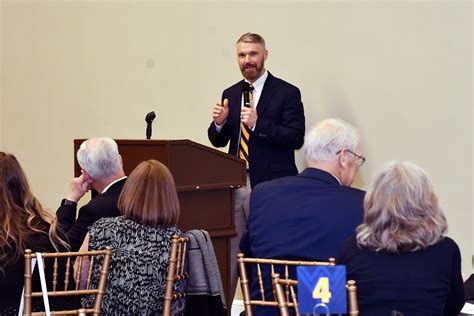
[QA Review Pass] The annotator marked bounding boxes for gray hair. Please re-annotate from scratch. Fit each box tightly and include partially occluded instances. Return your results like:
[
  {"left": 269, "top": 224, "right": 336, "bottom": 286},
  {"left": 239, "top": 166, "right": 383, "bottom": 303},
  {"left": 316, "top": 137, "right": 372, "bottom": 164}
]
[
  {"left": 356, "top": 161, "right": 447, "bottom": 252},
  {"left": 304, "top": 119, "right": 361, "bottom": 163},
  {"left": 77, "top": 137, "right": 121, "bottom": 180}
]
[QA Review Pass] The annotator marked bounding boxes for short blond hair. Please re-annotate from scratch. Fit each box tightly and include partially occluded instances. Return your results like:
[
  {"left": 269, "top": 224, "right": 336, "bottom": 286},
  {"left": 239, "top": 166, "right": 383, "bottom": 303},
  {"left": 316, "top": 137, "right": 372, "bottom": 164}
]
[
  {"left": 236, "top": 32, "right": 266, "bottom": 48},
  {"left": 118, "top": 160, "right": 180, "bottom": 227},
  {"left": 356, "top": 161, "right": 447, "bottom": 252}
]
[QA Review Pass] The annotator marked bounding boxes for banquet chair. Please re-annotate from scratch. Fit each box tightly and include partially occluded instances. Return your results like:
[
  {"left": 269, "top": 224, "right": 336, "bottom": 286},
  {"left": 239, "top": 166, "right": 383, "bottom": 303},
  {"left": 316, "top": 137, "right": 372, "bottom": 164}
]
[
  {"left": 163, "top": 235, "right": 190, "bottom": 316},
  {"left": 237, "top": 253, "right": 336, "bottom": 316},
  {"left": 23, "top": 246, "right": 112, "bottom": 316},
  {"left": 272, "top": 273, "right": 359, "bottom": 316}
]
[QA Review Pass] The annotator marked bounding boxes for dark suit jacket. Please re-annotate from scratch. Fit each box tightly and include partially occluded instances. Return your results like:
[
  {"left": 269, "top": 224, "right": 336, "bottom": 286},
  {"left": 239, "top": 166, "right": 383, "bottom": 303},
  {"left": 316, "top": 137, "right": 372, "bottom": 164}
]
[
  {"left": 208, "top": 72, "right": 305, "bottom": 187},
  {"left": 339, "top": 236, "right": 465, "bottom": 316},
  {"left": 0, "top": 230, "right": 80, "bottom": 314},
  {"left": 56, "top": 178, "right": 126, "bottom": 251},
  {"left": 240, "top": 168, "right": 365, "bottom": 316}
]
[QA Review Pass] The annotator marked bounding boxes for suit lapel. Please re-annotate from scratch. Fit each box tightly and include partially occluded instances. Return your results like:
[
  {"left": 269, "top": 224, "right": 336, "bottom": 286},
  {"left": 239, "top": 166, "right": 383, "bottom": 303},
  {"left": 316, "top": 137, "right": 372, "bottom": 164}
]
[{"left": 256, "top": 72, "right": 277, "bottom": 117}]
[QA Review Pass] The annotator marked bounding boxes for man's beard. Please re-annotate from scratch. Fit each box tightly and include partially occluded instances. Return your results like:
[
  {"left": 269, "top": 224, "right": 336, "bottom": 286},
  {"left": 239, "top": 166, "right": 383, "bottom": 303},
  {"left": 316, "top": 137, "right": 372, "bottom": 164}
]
[{"left": 241, "top": 61, "right": 264, "bottom": 81}]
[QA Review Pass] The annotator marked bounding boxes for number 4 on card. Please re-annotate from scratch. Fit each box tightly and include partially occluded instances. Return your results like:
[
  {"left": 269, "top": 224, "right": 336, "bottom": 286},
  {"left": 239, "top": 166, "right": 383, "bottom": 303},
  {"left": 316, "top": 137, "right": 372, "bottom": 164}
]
[{"left": 297, "top": 265, "right": 347, "bottom": 314}]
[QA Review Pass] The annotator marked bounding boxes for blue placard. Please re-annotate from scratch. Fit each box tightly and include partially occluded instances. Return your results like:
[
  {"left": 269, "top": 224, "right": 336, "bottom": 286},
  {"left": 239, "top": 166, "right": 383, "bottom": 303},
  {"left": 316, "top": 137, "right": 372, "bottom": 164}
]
[{"left": 297, "top": 265, "right": 347, "bottom": 314}]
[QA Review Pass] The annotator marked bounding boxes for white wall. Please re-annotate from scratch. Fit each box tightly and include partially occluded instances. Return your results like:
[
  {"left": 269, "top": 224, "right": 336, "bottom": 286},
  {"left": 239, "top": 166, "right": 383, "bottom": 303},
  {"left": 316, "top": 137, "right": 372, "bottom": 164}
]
[{"left": 1, "top": 0, "right": 472, "bottom": 273}]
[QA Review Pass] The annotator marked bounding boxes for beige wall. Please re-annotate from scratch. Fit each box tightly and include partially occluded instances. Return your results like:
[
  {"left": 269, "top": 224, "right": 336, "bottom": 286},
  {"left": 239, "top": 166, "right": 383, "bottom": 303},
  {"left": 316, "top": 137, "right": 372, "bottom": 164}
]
[{"left": 1, "top": 1, "right": 472, "bottom": 274}]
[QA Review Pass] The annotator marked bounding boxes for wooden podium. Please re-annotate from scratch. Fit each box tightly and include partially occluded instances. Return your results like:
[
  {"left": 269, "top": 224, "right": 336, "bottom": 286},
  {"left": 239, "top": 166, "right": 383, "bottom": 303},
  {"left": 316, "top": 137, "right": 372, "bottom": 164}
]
[{"left": 73, "top": 139, "right": 246, "bottom": 309}]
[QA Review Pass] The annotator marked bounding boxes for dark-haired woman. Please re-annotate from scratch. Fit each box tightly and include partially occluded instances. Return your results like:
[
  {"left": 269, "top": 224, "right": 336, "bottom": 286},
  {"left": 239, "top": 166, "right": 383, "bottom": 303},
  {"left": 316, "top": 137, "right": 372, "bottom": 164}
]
[{"left": 0, "top": 152, "right": 72, "bottom": 314}]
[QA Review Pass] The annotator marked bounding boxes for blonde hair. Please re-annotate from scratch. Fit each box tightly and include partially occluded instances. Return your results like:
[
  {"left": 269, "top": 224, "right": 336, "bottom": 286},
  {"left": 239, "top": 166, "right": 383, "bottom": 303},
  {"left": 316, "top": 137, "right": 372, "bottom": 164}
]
[
  {"left": 356, "top": 161, "right": 447, "bottom": 252},
  {"left": 118, "top": 160, "right": 180, "bottom": 227},
  {"left": 237, "top": 32, "right": 266, "bottom": 48},
  {"left": 0, "top": 152, "right": 69, "bottom": 271}
]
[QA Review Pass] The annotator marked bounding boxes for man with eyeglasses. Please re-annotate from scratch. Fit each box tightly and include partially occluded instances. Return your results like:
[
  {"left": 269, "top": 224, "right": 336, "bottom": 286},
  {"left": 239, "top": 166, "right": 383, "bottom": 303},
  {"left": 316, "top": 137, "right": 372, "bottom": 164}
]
[{"left": 240, "top": 119, "right": 365, "bottom": 316}]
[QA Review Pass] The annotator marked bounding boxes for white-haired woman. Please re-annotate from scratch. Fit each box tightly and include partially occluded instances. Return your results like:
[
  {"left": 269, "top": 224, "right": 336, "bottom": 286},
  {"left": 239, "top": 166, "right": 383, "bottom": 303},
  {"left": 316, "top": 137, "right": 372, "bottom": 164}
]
[{"left": 339, "top": 161, "right": 465, "bottom": 316}]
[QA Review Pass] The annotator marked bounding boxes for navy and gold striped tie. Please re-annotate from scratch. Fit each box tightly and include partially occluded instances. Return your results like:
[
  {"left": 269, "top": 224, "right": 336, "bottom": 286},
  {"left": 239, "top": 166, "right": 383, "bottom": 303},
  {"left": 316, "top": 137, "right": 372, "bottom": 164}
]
[{"left": 239, "top": 84, "right": 254, "bottom": 163}]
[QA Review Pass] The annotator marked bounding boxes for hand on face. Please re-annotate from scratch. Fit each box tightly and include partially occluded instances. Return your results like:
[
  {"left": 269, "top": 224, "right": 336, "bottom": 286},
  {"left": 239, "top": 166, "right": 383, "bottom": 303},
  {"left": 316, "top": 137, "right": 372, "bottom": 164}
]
[
  {"left": 212, "top": 98, "right": 229, "bottom": 126},
  {"left": 66, "top": 172, "right": 92, "bottom": 202},
  {"left": 241, "top": 104, "right": 258, "bottom": 129}
]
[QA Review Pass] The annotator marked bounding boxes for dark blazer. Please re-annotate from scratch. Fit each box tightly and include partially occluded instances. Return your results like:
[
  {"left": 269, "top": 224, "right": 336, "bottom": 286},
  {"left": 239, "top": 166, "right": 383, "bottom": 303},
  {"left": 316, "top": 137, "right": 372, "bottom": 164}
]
[
  {"left": 240, "top": 168, "right": 365, "bottom": 316},
  {"left": 339, "top": 235, "right": 465, "bottom": 316},
  {"left": 0, "top": 231, "right": 80, "bottom": 314},
  {"left": 208, "top": 72, "right": 305, "bottom": 187},
  {"left": 56, "top": 178, "right": 126, "bottom": 251}
]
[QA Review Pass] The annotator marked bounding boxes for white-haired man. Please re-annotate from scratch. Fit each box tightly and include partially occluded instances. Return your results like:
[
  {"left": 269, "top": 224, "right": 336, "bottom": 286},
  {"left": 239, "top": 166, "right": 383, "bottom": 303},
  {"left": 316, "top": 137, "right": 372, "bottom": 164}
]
[
  {"left": 240, "top": 118, "right": 366, "bottom": 316},
  {"left": 57, "top": 137, "right": 126, "bottom": 251}
]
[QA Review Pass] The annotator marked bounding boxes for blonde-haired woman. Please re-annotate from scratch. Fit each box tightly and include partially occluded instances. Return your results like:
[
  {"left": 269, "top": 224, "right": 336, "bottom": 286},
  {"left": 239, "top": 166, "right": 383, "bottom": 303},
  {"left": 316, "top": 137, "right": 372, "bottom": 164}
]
[
  {"left": 0, "top": 152, "right": 72, "bottom": 313},
  {"left": 339, "top": 161, "right": 464, "bottom": 316},
  {"left": 80, "top": 159, "right": 181, "bottom": 314}
]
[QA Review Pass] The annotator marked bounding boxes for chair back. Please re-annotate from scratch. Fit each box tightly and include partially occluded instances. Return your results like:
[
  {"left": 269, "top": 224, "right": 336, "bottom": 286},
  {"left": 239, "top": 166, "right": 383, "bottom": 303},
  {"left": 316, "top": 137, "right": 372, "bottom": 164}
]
[
  {"left": 23, "top": 246, "right": 112, "bottom": 316},
  {"left": 163, "top": 235, "right": 189, "bottom": 316},
  {"left": 272, "top": 273, "right": 359, "bottom": 316},
  {"left": 237, "top": 253, "right": 336, "bottom": 316}
]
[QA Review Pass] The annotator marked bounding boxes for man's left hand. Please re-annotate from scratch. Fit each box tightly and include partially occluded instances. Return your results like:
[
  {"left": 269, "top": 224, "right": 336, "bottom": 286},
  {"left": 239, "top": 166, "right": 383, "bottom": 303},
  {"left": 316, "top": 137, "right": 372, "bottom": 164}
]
[{"left": 241, "top": 105, "right": 258, "bottom": 129}]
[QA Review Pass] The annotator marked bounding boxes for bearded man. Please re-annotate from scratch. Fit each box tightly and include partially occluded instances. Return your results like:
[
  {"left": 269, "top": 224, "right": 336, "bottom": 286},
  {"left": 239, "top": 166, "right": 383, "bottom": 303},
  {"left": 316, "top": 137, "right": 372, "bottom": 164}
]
[{"left": 207, "top": 32, "right": 305, "bottom": 302}]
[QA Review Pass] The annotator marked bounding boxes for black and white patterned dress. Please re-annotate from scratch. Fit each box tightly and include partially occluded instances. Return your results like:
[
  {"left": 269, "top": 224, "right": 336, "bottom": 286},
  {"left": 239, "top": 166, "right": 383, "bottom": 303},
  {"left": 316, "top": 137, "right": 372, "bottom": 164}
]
[{"left": 82, "top": 216, "right": 182, "bottom": 315}]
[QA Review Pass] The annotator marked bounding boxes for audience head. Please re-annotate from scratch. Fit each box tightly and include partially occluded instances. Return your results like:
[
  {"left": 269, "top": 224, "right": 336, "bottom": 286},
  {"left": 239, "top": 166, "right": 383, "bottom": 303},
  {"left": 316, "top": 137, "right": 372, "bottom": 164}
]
[
  {"left": 118, "top": 159, "right": 180, "bottom": 227},
  {"left": 356, "top": 161, "right": 447, "bottom": 252},
  {"left": 304, "top": 118, "right": 364, "bottom": 186},
  {"left": 0, "top": 152, "right": 68, "bottom": 270},
  {"left": 77, "top": 137, "right": 124, "bottom": 189}
]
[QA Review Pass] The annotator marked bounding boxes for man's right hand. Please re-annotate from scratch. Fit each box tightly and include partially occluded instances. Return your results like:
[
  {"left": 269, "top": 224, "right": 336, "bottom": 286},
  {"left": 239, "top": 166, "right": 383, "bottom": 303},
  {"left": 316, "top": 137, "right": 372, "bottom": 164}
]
[
  {"left": 212, "top": 98, "right": 229, "bottom": 126},
  {"left": 66, "top": 174, "right": 92, "bottom": 202}
]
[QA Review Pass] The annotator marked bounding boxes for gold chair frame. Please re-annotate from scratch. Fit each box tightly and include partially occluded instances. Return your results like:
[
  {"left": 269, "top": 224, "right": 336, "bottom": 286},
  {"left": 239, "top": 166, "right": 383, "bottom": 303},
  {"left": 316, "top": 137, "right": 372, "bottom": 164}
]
[
  {"left": 237, "top": 253, "right": 336, "bottom": 316},
  {"left": 272, "top": 273, "right": 359, "bottom": 316},
  {"left": 23, "top": 246, "right": 112, "bottom": 316},
  {"left": 163, "top": 235, "right": 189, "bottom": 316}
]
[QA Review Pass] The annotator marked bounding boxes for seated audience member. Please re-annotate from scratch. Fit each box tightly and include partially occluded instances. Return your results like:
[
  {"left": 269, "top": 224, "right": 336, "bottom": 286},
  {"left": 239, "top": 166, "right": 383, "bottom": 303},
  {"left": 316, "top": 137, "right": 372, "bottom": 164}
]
[
  {"left": 240, "top": 118, "right": 366, "bottom": 315},
  {"left": 80, "top": 159, "right": 182, "bottom": 314},
  {"left": 56, "top": 137, "right": 126, "bottom": 251},
  {"left": 0, "top": 152, "right": 75, "bottom": 314},
  {"left": 339, "top": 161, "right": 465, "bottom": 316}
]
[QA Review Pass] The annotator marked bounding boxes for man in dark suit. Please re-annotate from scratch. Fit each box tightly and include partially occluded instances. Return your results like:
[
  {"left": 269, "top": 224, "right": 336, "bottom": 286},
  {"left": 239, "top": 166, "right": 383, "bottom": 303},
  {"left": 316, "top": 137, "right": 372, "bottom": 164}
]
[
  {"left": 208, "top": 32, "right": 305, "bottom": 301},
  {"left": 57, "top": 137, "right": 126, "bottom": 251},
  {"left": 240, "top": 119, "right": 366, "bottom": 316}
]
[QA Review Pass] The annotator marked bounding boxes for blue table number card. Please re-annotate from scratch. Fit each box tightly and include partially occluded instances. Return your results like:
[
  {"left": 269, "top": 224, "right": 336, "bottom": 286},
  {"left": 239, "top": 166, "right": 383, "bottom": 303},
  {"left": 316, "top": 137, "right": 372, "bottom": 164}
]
[{"left": 297, "top": 265, "right": 347, "bottom": 314}]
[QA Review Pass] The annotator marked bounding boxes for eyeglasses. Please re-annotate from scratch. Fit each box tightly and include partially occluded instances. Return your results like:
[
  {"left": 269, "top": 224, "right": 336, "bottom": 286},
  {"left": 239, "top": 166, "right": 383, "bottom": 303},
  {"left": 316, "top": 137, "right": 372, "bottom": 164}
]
[{"left": 336, "top": 149, "right": 366, "bottom": 166}]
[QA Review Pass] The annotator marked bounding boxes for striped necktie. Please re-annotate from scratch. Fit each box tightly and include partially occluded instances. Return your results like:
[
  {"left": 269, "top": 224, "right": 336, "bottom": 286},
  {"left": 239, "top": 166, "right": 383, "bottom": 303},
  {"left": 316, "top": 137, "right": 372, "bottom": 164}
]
[{"left": 239, "top": 84, "right": 254, "bottom": 163}]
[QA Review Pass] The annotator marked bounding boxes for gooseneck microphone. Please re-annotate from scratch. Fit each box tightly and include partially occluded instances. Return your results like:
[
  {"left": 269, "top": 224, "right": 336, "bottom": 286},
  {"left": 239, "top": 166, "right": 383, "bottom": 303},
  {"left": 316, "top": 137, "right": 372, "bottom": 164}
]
[
  {"left": 145, "top": 111, "right": 156, "bottom": 139},
  {"left": 243, "top": 82, "right": 251, "bottom": 108}
]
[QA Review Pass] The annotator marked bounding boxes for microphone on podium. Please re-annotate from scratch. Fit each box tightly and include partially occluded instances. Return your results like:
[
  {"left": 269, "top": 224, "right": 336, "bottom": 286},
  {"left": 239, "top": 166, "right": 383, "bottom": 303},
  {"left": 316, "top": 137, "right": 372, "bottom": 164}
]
[
  {"left": 243, "top": 82, "right": 251, "bottom": 108},
  {"left": 145, "top": 111, "right": 156, "bottom": 139}
]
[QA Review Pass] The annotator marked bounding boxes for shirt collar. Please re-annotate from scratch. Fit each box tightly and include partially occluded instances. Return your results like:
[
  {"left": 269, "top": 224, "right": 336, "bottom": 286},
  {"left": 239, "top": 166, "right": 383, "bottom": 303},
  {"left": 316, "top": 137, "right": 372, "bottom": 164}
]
[
  {"left": 246, "top": 70, "right": 268, "bottom": 94},
  {"left": 330, "top": 173, "right": 342, "bottom": 185},
  {"left": 102, "top": 176, "right": 127, "bottom": 193}
]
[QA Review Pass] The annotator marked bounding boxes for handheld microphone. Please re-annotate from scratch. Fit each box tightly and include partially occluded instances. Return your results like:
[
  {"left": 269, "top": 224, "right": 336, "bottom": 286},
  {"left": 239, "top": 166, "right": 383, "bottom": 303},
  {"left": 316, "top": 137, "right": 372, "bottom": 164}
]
[
  {"left": 243, "top": 82, "right": 251, "bottom": 108},
  {"left": 145, "top": 111, "right": 156, "bottom": 139}
]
